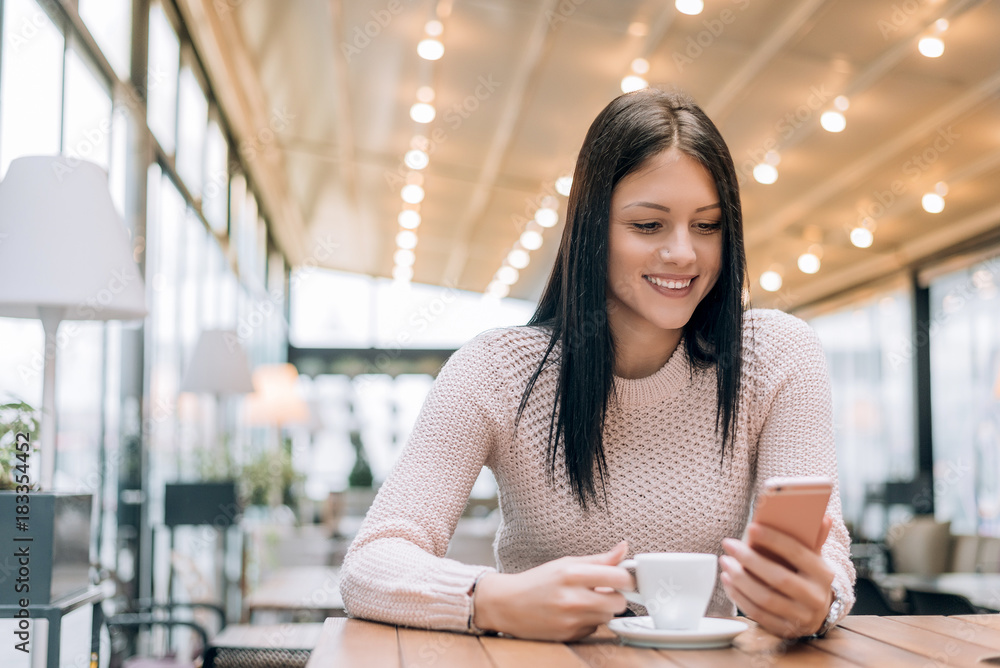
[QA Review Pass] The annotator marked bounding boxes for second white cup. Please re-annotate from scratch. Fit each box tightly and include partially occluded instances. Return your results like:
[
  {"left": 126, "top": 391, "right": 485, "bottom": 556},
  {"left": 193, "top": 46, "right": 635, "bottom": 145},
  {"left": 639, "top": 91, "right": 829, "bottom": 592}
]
[{"left": 617, "top": 552, "right": 718, "bottom": 630}]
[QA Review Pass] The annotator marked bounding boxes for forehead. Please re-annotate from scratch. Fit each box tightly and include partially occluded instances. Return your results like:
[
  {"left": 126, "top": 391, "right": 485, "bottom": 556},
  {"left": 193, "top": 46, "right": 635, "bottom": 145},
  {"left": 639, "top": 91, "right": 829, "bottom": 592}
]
[{"left": 613, "top": 149, "right": 717, "bottom": 201}]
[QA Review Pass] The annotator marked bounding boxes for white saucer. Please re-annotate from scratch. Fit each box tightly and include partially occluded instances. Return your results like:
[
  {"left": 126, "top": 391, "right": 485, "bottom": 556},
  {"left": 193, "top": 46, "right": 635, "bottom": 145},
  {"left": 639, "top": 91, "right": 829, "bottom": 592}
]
[{"left": 607, "top": 616, "right": 749, "bottom": 649}]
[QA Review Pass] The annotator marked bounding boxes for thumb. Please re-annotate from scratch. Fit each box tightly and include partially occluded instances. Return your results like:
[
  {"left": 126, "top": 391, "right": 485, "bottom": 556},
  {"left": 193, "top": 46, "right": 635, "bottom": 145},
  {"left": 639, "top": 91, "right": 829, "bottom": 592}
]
[
  {"left": 814, "top": 515, "right": 833, "bottom": 552},
  {"left": 577, "top": 540, "right": 629, "bottom": 565}
]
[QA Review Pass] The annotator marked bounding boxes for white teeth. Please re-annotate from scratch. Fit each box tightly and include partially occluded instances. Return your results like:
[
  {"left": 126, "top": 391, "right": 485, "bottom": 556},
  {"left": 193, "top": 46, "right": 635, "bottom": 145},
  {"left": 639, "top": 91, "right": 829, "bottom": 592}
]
[{"left": 645, "top": 276, "right": 692, "bottom": 289}]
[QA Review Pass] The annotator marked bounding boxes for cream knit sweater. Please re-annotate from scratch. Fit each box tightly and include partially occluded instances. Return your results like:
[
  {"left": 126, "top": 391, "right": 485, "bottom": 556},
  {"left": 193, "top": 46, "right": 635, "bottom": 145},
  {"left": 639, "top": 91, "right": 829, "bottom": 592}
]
[{"left": 340, "top": 309, "right": 856, "bottom": 632}]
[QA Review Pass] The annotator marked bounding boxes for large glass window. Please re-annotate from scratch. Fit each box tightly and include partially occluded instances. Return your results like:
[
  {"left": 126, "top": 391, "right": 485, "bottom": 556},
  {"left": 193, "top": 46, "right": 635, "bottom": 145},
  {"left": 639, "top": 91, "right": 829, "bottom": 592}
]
[
  {"left": 0, "top": 0, "right": 64, "bottom": 176},
  {"left": 808, "top": 287, "right": 916, "bottom": 538},
  {"left": 176, "top": 61, "right": 207, "bottom": 196},
  {"left": 63, "top": 43, "right": 113, "bottom": 168},
  {"left": 78, "top": 0, "right": 132, "bottom": 80},
  {"left": 203, "top": 117, "right": 229, "bottom": 232},
  {"left": 930, "top": 254, "right": 1000, "bottom": 535},
  {"left": 147, "top": 2, "right": 179, "bottom": 154}
]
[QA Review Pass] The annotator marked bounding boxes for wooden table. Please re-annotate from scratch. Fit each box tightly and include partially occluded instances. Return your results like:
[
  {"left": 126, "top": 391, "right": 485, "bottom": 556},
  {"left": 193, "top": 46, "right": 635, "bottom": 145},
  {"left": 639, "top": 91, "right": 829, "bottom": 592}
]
[
  {"left": 876, "top": 573, "right": 1000, "bottom": 610},
  {"left": 244, "top": 566, "right": 344, "bottom": 622},
  {"left": 305, "top": 615, "right": 1000, "bottom": 667}
]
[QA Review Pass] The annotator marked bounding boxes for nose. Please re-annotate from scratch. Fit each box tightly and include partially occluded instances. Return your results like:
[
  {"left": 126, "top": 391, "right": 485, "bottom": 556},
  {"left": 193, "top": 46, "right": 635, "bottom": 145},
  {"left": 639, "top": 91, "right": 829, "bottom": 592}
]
[{"left": 658, "top": 228, "right": 697, "bottom": 266}]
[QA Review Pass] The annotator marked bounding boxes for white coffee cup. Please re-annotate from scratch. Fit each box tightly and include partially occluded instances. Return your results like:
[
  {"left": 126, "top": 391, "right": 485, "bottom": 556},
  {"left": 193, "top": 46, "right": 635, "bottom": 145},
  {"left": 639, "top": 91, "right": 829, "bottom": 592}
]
[{"left": 617, "top": 552, "right": 718, "bottom": 630}]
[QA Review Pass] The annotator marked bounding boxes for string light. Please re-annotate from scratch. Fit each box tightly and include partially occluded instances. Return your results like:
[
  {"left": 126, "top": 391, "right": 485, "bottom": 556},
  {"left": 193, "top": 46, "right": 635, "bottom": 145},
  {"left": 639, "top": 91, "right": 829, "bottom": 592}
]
[
  {"left": 507, "top": 248, "right": 530, "bottom": 269},
  {"left": 410, "top": 102, "right": 436, "bottom": 123},
  {"left": 401, "top": 184, "right": 424, "bottom": 204},
  {"left": 621, "top": 75, "right": 648, "bottom": 93},
  {"left": 395, "top": 230, "right": 418, "bottom": 249},
  {"left": 417, "top": 38, "right": 444, "bottom": 60},
  {"left": 675, "top": 0, "right": 704, "bottom": 16},
  {"left": 394, "top": 249, "right": 415, "bottom": 267},
  {"left": 555, "top": 176, "right": 572, "bottom": 196},
  {"left": 760, "top": 270, "right": 783, "bottom": 292},
  {"left": 520, "top": 229, "right": 543, "bottom": 250},
  {"left": 398, "top": 210, "right": 421, "bottom": 229}
]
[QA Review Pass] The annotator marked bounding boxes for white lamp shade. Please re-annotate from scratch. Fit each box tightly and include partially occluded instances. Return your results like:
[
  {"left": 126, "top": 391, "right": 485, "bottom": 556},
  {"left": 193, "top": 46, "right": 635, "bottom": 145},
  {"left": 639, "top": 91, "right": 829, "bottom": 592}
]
[
  {"left": 0, "top": 155, "right": 147, "bottom": 321},
  {"left": 179, "top": 329, "right": 255, "bottom": 394}
]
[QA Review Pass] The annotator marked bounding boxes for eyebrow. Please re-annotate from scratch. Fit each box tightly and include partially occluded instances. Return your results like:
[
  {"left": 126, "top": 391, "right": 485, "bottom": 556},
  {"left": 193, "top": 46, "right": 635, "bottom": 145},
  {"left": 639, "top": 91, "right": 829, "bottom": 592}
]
[{"left": 623, "top": 201, "right": 721, "bottom": 213}]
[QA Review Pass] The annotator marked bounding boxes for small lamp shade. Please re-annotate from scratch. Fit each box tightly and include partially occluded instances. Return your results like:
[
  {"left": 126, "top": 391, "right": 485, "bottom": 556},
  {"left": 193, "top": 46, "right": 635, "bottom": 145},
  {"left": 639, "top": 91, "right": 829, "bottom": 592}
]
[
  {"left": 0, "top": 155, "right": 146, "bottom": 320},
  {"left": 180, "top": 330, "right": 254, "bottom": 394},
  {"left": 245, "top": 363, "right": 310, "bottom": 426}
]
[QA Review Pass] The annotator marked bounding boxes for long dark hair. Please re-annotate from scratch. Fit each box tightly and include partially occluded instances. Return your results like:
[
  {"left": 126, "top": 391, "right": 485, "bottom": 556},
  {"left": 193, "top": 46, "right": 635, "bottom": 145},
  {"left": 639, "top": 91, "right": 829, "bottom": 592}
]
[{"left": 516, "top": 88, "right": 747, "bottom": 510}]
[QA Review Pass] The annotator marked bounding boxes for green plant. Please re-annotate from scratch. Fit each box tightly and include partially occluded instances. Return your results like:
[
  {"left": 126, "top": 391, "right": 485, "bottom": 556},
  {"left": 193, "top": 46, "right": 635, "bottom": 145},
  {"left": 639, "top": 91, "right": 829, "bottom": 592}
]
[
  {"left": 348, "top": 430, "right": 373, "bottom": 488},
  {"left": 239, "top": 438, "right": 304, "bottom": 508},
  {"left": 0, "top": 400, "right": 40, "bottom": 491}
]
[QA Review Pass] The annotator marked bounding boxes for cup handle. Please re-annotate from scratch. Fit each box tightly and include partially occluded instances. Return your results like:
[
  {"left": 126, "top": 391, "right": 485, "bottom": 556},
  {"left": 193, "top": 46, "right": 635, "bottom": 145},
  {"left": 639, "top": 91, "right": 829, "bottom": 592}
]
[{"left": 616, "top": 559, "right": 644, "bottom": 605}]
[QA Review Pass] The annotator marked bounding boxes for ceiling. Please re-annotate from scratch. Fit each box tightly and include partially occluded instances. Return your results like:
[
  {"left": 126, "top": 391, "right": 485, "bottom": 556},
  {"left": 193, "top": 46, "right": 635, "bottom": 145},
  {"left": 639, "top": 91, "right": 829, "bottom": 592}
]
[{"left": 179, "top": 0, "right": 1000, "bottom": 310}]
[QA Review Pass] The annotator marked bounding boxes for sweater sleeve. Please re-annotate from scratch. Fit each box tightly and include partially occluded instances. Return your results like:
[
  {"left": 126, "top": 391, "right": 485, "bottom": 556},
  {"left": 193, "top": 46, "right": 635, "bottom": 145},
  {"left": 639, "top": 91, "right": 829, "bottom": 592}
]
[
  {"left": 338, "top": 330, "right": 507, "bottom": 632},
  {"left": 750, "top": 312, "right": 857, "bottom": 622}
]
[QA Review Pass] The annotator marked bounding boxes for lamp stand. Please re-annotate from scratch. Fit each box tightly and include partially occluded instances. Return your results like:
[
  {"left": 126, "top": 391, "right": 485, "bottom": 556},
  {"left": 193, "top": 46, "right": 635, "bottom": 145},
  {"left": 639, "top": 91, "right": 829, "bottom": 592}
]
[{"left": 39, "top": 306, "right": 64, "bottom": 491}]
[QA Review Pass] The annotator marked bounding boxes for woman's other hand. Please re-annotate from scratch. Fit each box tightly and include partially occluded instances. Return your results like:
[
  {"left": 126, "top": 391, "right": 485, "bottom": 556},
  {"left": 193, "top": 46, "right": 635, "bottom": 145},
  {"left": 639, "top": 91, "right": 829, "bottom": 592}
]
[
  {"left": 719, "top": 515, "right": 836, "bottom": 638},
  {"left": 472, "top": 540, "right": 632, "bottom": 641}
]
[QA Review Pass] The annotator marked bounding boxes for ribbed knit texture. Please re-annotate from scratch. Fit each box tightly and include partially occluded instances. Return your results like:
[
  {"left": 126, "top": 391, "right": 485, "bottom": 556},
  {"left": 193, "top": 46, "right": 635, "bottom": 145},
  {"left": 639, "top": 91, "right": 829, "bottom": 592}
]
[{"left": 340, "top": 309, "right": 856, "bottom": 632}]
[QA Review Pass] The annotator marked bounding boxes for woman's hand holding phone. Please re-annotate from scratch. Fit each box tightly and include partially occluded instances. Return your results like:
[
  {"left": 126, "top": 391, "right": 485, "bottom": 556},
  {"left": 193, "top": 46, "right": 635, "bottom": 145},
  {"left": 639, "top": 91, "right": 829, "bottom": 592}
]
[{"left": 718, "top": 477, "right": 838, "bottom": 638}]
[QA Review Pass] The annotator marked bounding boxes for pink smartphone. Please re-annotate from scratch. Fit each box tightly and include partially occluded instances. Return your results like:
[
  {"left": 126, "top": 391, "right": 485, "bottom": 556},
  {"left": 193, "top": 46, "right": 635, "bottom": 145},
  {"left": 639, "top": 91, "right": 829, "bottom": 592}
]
[{"left": 747, "top": 476, "right": 833, "bottom": 570}]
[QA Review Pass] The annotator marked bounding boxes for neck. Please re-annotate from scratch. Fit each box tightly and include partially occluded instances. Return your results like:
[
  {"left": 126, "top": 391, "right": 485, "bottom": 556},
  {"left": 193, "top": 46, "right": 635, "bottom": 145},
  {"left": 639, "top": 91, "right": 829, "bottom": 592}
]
[{"left": 611, "top": 322, "right": 683, "bottom": 379}]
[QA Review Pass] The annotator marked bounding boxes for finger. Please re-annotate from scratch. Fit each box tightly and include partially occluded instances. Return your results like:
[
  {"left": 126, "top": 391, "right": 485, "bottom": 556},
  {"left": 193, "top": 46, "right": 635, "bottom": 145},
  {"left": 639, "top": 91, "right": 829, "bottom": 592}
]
[
  {"left": 722, "top": 537, "right": 816, "bottom": 604},
  {"left": 720, "top": 571, "right": 812, "bottom": 639},
  {"left": 575, "top": 540, "right": 629, "bottom": 565},
  {"left": 562, "top": 564, "right": 634, "bottom": 590},
  {"left": 745, "top": 524, "right": 827, "bottom": 579},
  {"left": 814, "top": 515, "right": 833, "bottom": 552},
  {"left": 719, "top": 555, "right": 808, "bottom": 626}
]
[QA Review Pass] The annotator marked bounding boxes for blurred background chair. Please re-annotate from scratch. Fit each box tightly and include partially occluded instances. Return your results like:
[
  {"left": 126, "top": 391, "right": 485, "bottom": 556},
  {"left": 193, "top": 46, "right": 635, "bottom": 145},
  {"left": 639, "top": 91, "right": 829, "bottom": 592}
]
[
  {"left": 850, "top": 577, "right": 910, "bottom": 616},
  {"left": 904, "top": 589, "right": 996, "bottom": 615}
]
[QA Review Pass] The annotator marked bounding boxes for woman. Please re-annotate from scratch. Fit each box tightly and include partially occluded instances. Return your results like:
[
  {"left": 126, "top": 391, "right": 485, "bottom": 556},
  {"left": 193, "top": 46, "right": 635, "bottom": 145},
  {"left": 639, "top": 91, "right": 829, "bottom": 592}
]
[{"left": 339, "top": 88, "right": 855, "bottom": 641}]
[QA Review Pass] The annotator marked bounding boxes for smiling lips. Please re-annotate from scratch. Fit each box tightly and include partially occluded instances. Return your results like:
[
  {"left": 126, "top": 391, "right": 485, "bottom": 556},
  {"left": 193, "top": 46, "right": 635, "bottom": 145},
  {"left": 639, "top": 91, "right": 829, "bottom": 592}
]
[{"left": 645, "top": 275, "right": 694, "bottom": 289}]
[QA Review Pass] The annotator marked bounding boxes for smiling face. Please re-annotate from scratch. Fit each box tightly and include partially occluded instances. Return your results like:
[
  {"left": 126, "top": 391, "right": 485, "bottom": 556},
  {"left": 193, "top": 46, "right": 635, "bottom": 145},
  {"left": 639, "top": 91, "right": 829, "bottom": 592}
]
[{"left": 606, "top": 148, "right": 724, "bottom": 346}]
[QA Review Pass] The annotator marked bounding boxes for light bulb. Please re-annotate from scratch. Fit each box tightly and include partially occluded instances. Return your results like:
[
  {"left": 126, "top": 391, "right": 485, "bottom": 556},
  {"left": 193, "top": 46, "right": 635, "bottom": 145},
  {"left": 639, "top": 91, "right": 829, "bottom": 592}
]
[
  {"left": 417, "top": 38, "right": 444, "bottom": 60},
  {"left": 486, "top": 281, "right": 509, "bottom": 299},
  {"left": 834, "top": 95, "right": 850, "bottom": 111},
  {"left": 555, "top": 175, "right": 573, "bottom": 196},
  {"left": 934, "top": 181, "right": 949, "bottom": 196},
  {"left": 392, "top": 265, "right": 413, "bottom": 281},
  {"left": 404, "top": 149, "right": 429, "bottom": 170},
  {"left": 507, "top": 249, "right": 530, "bottom": 269},
  {"left": 918, "top": 36, "right": 944, "bottom": 58},
  {"left": 534, "top": 207, "right": 559, "bottom": 228},
  {"left": 922, "top": 192, "right": 945, "bottom": 213},
  {"left": 820, "top": 110, "right": 846, "bottom": 133},
  {"left": 410, "top": 102, "right": 436, "bottom": 124},
  {"left": 416, "top": 86, "right": 435, "bottom": 103},
  {"left": 401, "top": 184, "right": 424, "bottom": 204},
  {"left": 398, "top": 210, "right": 421, "bottom": 229},
  {"left": 759, "top": 270, "right": 783, "bottom": 292},
  {"left": 675, "top": 0, "right": 704, "bottom": 15},
  {"left": 395, "top": 230, "right": 418, "bottom": 249},
  {"left": 621, "top": 75, "right": 648, "bottom": 93},
  {"left": 631, "top": 57, "right": 650, "bottom": 74},
  {"left": 797, "top": 252, "right": 821, "bottom": 274},
  {"left": 753, "top": 163, "right": 778, "bottom": 184},
  {"left": 394, "top": 249, "right": 415, "bottom": 267},
  {"left": 764, "top": 150, "right": 781, "bottom": 166},
  {"left": 496, "top": 265, "right": 519, "bottom": 285},
  {"left": 424, "top": 20, "right": 443, "bottom": 36},
  {"left": 850, "top": 227, "right": 874, "bottom": 248},
  {"left": 520, "top": 230, "right": 543, "bottom": 250}
]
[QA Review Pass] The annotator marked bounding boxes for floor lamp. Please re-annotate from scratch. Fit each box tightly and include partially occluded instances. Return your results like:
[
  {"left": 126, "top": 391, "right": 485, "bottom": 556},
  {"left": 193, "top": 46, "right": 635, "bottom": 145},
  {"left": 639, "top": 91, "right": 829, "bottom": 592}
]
[
  {"left": 179, "top": 329, "right": 254, "bottom": 456},
  {"left": 0, "top": 156, "right": 147, "bottom": 490}
]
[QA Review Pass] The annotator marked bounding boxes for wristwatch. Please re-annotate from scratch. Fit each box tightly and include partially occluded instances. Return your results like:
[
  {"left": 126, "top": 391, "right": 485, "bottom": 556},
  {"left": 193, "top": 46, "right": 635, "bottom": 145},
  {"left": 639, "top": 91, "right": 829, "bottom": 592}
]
[{"left": 811, "top": 583, "right": 845, "bottom": 637}]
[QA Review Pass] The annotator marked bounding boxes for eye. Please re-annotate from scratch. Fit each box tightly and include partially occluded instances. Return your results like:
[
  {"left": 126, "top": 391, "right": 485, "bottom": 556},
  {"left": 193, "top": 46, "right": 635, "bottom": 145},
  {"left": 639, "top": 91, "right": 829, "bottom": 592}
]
[
  {"left": 631, "top": 222, "right": 661, "bottom": 233},
  {"left": 695, "top": 221, "right": 722, "bottom": 233}
]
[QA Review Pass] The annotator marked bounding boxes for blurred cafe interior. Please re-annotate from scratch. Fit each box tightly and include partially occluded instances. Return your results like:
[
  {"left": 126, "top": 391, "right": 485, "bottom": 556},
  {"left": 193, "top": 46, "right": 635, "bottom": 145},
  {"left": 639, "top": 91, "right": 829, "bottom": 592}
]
[{"left": 0, "top": 0, "right": 998, "bottom": 664}]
